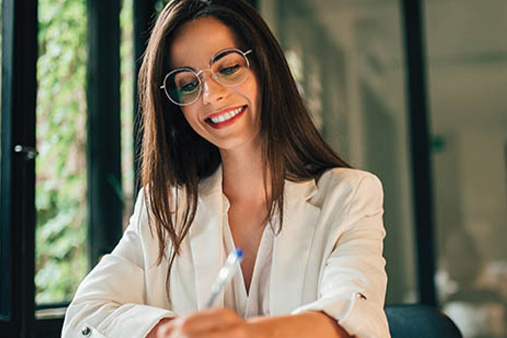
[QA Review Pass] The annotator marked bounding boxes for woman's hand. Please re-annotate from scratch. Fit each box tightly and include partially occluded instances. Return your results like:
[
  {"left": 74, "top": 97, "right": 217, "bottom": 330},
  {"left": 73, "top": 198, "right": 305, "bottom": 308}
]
[{"left": 147, "top": 308, "right": 260, "bottom": 338}]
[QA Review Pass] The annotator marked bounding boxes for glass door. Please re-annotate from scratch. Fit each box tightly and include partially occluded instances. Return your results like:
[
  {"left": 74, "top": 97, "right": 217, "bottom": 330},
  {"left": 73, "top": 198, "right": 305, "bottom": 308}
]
[{"left": 424, "top": 0, "right": 507, "bottom": 336}]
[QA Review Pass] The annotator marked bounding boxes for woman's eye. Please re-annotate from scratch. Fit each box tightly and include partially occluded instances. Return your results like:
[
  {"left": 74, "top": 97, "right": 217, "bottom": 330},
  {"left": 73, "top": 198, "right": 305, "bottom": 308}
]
[
  {"left": 219, "top": 64, "right": 240, "bottom": 76},
  {"left": 180, "top": 81, "right": 198, "bottom": 93}
]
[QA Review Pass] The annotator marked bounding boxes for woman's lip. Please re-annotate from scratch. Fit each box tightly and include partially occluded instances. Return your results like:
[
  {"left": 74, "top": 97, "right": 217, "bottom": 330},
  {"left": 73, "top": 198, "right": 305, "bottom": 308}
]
[
  {"left": 205, "top": 106, "right": 246, "bottom": 129},
  {"left": 205, "top": 105, "right": 246, "bottom": 120}
]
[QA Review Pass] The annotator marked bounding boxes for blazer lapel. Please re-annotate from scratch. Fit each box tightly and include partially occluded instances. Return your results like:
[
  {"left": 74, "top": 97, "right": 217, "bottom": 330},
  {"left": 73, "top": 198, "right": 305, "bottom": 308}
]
[
  {"left": 189, "top": 168, "right": 226, "bottom": 311},
  {"left": 270, "top": 179, "right": 320, "bottom": 315}
]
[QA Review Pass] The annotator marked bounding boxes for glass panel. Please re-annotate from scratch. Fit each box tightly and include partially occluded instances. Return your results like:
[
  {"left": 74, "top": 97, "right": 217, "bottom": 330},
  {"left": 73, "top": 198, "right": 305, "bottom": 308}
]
[
  {"left": 120, "top": 0, "right": 134, "bottom": 224},
  {"left": 260, "top": 0, "right": 418, "bottom": 303},
  {"left": 35, "top": 0, "right": 88, "bottom": 305},
  {"left": 426, "top": 1, "right": 507, "bottom": 337}
]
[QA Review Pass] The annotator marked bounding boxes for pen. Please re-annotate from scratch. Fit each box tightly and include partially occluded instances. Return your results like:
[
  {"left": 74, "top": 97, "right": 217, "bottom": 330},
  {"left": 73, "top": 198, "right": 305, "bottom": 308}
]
[{"left": 205, "top": 248, "right": 244, "bottom": 308}]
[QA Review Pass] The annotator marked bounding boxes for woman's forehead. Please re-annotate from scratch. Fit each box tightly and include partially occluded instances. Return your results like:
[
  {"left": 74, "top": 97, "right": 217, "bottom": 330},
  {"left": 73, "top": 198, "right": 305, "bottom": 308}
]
[{"left": 170, "top": 17, "right": 240, "bottom": 69}]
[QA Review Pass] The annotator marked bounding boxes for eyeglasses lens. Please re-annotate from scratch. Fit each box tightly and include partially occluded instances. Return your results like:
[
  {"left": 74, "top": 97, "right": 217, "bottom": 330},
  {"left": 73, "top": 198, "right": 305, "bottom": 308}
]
[{"left": 164, "top": 50, "right": 249, "bottom": 105}]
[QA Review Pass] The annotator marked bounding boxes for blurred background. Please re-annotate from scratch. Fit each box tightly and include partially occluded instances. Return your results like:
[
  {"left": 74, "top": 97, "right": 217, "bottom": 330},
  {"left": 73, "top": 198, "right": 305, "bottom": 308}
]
[{"left": 0, "top": 0, "right": 506, "bottom": 337}]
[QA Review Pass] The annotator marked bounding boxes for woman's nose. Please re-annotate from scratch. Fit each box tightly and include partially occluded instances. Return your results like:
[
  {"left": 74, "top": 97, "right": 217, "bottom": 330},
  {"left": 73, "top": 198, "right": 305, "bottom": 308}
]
[{"left": 201, "top": 73, "right": 226, "bottom": 104}]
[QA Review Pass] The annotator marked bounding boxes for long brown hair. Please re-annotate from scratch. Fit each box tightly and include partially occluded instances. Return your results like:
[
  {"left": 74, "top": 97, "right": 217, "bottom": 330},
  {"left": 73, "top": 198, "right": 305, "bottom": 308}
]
[{"left": 138, "top": 0, "right": 350, "bottom": 267}]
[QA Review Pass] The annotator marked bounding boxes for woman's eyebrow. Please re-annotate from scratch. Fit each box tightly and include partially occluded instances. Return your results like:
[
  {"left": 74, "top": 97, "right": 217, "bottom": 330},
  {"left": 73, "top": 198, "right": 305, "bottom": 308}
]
[
  {"left": 170, "top": 64, "right": 196, "bottom": 71},
  {"left": 170, "top": 47, "right": 237, "bottom": 70},
  {"left": 212, "top": 52, "right": 228, "bottom": 63},
  {"left": 211, "top": 47, "right": 238, "bottom": 62}
]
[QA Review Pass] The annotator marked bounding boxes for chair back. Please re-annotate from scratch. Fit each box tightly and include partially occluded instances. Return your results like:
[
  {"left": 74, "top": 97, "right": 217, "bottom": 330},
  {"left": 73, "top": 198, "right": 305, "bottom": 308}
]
[{"left": 385, "top": 304, "right": 462, "bottom": 338}]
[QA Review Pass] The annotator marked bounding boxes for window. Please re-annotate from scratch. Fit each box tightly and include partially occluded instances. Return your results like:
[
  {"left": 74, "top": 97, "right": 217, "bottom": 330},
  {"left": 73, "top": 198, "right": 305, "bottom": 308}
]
[
  {"left": 0, "top": 0, "right": 142, "bottom": 336},
  {"left": 35, "top": 0, "right": 89, "bottom": 310},
  {"left": 425, "top": 1, "right": 507, "bottom": 336}
]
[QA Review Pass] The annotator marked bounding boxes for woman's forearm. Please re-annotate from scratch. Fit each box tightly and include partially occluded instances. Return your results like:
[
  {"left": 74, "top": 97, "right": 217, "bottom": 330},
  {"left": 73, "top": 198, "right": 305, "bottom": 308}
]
[
  {"left": 247, "top": 311, "right": 352, "bottom": 338},
  {"left": 146, "top": 309, "right": 352, "bottom": 338}
]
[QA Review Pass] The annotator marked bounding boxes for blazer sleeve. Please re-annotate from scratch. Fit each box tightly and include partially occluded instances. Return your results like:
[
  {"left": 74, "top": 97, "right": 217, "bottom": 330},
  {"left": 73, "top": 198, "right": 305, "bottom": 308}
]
[
  {"left": 61, "top": 189, "right": 176, "bottom": 338},
  {"left": 292, "top": 173, "right": 390, "bottom": 338}
]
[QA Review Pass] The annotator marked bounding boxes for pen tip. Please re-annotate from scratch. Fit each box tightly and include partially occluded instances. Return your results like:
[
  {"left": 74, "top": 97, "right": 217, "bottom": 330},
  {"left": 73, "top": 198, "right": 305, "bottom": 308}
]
[{"left": 236, "top": 248, "right": 243, "bottom": 259}]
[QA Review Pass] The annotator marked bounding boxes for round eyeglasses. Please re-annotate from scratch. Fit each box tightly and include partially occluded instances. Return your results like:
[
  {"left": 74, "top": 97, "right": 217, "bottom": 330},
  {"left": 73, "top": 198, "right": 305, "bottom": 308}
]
[{"left": 160, "top": 48, "right": 253, "bottom": 106}]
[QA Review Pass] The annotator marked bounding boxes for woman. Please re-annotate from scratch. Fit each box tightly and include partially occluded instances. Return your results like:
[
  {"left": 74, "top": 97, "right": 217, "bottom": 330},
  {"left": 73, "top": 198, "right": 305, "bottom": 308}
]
[{"left": 62, "top": 0, "right": 390, "bottom": 337}]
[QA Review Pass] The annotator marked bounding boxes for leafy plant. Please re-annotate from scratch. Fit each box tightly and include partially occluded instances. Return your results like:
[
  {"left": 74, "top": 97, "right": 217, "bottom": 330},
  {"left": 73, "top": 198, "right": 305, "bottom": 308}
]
[
  {"left": 35, "top": 0, "right": 134, "bottom": 306},
  {"left": 35, "top": 0, "right": 89, "bottom": 305}
]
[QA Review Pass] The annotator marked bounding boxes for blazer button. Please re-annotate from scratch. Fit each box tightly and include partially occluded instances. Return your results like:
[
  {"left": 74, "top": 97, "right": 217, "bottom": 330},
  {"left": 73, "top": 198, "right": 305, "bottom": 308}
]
[
  {"left": 354, "top": 292, "right": 367, "bottom": 300},
  {"left": 81, "top": 326, "right": 91, "bottom": 336}
]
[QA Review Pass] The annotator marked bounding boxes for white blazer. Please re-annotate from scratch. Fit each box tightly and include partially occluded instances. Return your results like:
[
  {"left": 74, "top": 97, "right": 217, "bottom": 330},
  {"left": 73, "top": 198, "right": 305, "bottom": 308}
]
[{"left": 62, "top": 168, "right": 390, "bottom": 338}]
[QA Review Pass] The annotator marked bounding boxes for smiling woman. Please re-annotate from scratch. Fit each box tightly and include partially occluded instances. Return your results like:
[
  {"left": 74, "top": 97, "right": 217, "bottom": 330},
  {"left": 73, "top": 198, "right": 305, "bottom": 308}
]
[
  {"left": 61, "top": 1, "right": 390, "bottom": 337},
  {"left": 170, "top": 18, "right": 261, "bottom": 151}
]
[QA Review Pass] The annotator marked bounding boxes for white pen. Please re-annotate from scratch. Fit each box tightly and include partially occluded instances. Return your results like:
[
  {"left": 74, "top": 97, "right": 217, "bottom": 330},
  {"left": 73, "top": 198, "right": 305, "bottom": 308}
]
[{"left": 205, "top": 248, "right": 244, "bottom": 309}]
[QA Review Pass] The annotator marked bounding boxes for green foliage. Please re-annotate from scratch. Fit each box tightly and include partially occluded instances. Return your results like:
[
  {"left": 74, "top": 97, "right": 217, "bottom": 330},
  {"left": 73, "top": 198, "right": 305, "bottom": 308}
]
[
  {"left": 120, "top": 0, "right": 135, "bottom": 223},
  {"left": 35, "top": 0, "right": 135, "bottom": 305},
  {"left": 35, "top": 0, "right": 88, "bottom": 305}
]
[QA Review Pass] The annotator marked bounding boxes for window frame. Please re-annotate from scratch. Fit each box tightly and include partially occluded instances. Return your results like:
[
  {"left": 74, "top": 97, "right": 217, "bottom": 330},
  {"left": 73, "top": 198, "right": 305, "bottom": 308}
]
[
  {"left": 0, "top": 0, "right": 38, "bottom": 336},
  {"left": 0, "top": 0, "right": 122, "bottom": 336},
  {"left": 401, "top": 0, "right": 437, "bottom": 305}
]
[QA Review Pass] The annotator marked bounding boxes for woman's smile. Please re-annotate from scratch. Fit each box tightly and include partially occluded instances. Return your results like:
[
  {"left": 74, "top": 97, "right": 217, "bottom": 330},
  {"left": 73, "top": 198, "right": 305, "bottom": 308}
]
[{"left": 205, "top": 105, "right": 247, "bottom": 129}]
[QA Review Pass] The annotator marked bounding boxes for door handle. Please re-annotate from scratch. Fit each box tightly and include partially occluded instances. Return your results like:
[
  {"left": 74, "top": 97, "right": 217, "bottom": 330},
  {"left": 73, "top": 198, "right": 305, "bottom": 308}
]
[{"left": 14, "top": 145, "right": 39, "bottom": 161}]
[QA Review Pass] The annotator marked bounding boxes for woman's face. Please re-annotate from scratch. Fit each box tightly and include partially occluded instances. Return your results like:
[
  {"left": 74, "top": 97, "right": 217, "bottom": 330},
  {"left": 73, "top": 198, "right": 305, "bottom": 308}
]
[{"left": 169, "top": 17, "right": 261, "bottom": 152}]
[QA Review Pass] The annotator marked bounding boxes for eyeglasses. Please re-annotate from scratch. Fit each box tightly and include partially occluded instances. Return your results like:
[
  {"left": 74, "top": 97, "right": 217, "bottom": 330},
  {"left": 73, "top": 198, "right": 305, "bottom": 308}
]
[{"left": 160, "top": 48, "right": 253, "bottom": 106}]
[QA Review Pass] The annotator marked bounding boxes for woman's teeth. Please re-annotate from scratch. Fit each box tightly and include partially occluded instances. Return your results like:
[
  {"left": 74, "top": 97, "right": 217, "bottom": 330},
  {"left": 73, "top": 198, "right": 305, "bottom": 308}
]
[{"left": 209, "top": 106, "right": 245, "bottom": 124}]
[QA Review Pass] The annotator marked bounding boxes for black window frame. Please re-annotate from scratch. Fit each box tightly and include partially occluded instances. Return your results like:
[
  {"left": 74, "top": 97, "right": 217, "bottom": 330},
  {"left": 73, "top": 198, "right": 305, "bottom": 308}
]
[{"left": 0, "top": 0, "right": 38, "bottom": 337}]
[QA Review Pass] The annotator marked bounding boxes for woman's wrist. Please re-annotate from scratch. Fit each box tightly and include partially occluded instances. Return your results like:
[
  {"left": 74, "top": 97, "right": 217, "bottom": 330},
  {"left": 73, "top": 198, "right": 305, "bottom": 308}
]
[{"left": 146, "top": 317, "right": 175, "bottom": 338}]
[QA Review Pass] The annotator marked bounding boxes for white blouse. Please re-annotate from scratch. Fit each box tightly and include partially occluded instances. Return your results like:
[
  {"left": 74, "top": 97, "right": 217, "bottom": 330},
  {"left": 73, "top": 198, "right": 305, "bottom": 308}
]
[{"left": 222, "top": 194, "right": 274, "bottom": 318}]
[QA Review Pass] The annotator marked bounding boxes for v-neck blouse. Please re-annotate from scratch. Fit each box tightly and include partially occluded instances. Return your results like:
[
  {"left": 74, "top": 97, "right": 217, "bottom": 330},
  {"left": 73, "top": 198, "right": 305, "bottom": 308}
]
[{"left": 222, "top": 194, "right": 274, "bottom": 319}]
